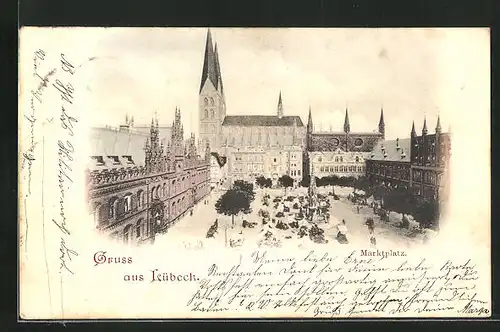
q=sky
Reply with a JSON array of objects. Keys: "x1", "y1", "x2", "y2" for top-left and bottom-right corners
[{"x1": 76, "y1": 28, "x2": 489, "y2": 140}]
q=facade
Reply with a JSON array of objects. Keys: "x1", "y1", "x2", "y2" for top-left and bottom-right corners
[
  {"x1": 365, "y1": 138, "x2": 412, "y2": 189},
  {"x1": 86, "y1": 109, "x2": 211, "y2": 245},
  {"x1": 365, "y1": 117, "x2": 451, "y2": 201},
  {"x1": 227, "y1": 145, "x2": 303, "y2": 185},
  {"x1": 410, "y1": 118, "x2": 451, "y2": 201},
  {"x1": 304, "y1": 107, "x2": 385, "y2": 179}
]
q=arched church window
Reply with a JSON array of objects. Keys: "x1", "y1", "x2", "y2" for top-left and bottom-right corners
[
  {"x1": 211, "y1": 110, "x2": 215, "y2": 119},
  {"x1": 210, "y1": 98, "x2": 214, "y2": 105},
  {"x1": 204, "y1": 109, "x2": 209, "y2": 119},
  {"x1": 355, "y1": 156, "x2": 360, "y2": 163},
  {"x1": 204, "y1": 98, "x2": 208, "y2": 105}
]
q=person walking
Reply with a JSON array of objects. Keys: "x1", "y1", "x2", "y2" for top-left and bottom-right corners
[{"x1": 365, "y1": 218, "x2": 375, "y2": 235}]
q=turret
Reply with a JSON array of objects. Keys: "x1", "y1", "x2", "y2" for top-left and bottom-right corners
[
  {"x1": 435, "y1": 115, "x2": 442, "y2": 134},
  {"x1": 422, "y1": 117, "x2": 428, "y2": 136},
  {"x1": 343, "y1": 108, "x2": 350, "y2": 134},
  {"x1": 307, "y1": 106, "x2": 313, "y2": 133},
  {"x1": 277, "y1": 91, "x2": 283, "y2": 119},
  {"x1": 378, "y1": 107, "x2": 385, "y2": 138},
  {"x1": 411, "y1": 121, "x2": 417, "y2": 138}
]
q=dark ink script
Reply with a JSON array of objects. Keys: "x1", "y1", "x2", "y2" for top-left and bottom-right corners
[
  {"x1": 186, "y1": 250, "x2": 489, "y2": 317},
  {"x1": 51, "y1": 53, "x2": 79, "y2": 276}
]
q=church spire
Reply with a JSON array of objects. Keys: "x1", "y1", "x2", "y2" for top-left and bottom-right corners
[
  {"x1": 199, "y1": 28, "x2": 218, "y2": 92},
  {"x1": 307, "y1": 106, "x2": 313, "y2": 133},
  {"x1": 277, "y1": 91, "x2": 283, "y2": 119},
  {"x1": 378, "y1": 107, "x2": 385, "y2": 138},
  {"x1": 422, "y1": 117, "x2": 428, "y2": 135},
  {"x1": 343, "y1": 108, "x2": 350, "y2": 133},
  {"x1": 435, "y1": 115, "x2": 442, "y2": 133},
  {"x1": 411, "y1": 121, "x2": 417, "y2": 137},
  {"x1": 214, "y1": 42, "x2": 224, "y2": 96}
]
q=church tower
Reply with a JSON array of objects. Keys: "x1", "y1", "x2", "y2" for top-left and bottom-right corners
[{"x1": 199, "y1": 29, "x2": 226, "y2": 152}]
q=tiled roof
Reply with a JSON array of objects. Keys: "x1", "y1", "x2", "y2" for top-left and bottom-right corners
[
  {"x1": 367, "y1": 138, "x2": 411, "y2": 162},
  {"x1": 222, "y1": 115, "x2": 304, "y2": 127},
  {"x1": 88, "y1": 126, "x2": 171, "y2": 170}
]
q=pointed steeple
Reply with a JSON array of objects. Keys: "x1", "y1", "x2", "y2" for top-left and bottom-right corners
[
  {"x1": 214, "y1": 42, "x2": 224, "y2": 95},
  {"x1": 422, "y1": 117, "x2": 428, "y2": 135},
  {"x1": 277, "y1": 91, "x2": 283, "y2": 119},
  {"x1": 378, "y1": 107, "x2": 385, "y2": 137},
  {"x1": 411, "y1": 121, "x2": 417, "y2": 137},
  {"x1": 307, "y1": 106, "x2": 313, "y2": 133},
  {"x1": 343, "y1": 108, "x2": 350, "y2": 133},
  {"x1": 435, "y1": 115, "x2": 442, "y2": 133},
  {"x1": 199, "y1": 28, "x2": 218, "y2": 92}
]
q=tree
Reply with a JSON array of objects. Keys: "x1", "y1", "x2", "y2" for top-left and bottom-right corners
[
  {"x1": 412, "y1": 197, "x2": 440, "y2": 230},
  {"x1": 383, "y1": 187, "x2": 415, "y2": 226},
  {"x1": 255, "y1": 176, "x2": 272, "y2": 188},
  {"x1": 256, "y1": 176, "x2": 270, "y2": 188},
  {"x1": 215, "y1": 188, "x2": 252, "y2": 227},
  {"x1": 354, "y1": 176, "x2": 371, "y2": 194},
  {"x1": 233, "y1": 180, "x2": 255, "y2": 202},
  {"x1": 278, "y1": 175, "x2": 294, "y2": 195},
  {"x1": 372, "y1": 183, "x2": 389, "y2": 202}
]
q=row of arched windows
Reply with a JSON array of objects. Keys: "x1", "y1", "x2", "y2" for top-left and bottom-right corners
[
  {"x1": 204, "y1": 97, "x2": 215, "y2": 106},
  {"x1": 203, "y1": 109, "x2": 216, "y2": 119},
  {"x1": 223, "y1": 135, "x2": 297, "y2": 147},
  {"x1": 110, "y1": 218, "x2": 148, "y2": 245},
  {"x1": 171, "y1": 195, "x2": 190, "y2": 219},
  {"x1": 201, "y1": 123, "x2": 217, "y2": 134},
  {"x1": 92, "y1": 167, "x2": 210, "y2": 230},
  {"x1": 317, "y1": 165, "x2": 364, "y2": 173}
]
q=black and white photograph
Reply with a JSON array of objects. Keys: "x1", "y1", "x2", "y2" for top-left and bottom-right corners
[
  {"x1": 18, "y1": 27, "x2": 490, "y2": 319},
  {"x1": 86, "y1": 28, "x2": 452, "y2": 250}
]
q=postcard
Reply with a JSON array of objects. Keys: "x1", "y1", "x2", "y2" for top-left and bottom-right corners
[{"x1": 18, "y1": 27, "x2": 491, "y2": 319}]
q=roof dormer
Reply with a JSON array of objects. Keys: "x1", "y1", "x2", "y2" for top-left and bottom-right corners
[
  {"x1": 91, "y1": 156, "x2": 105, "y2": 166},
  {"x1": 108, "y1": 156, "x2": 121, "y2": 165}
]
